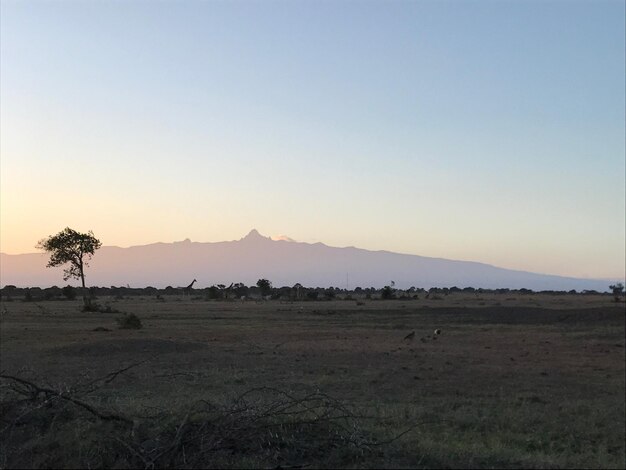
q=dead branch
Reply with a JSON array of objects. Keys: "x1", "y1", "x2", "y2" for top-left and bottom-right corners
[
  {"x1": 73, "y1": 355, "x2": 156, "y2": 395},
  {"x1": 0, "y1": 374, "x2": 133, "y2": 425},
  {"x1": 1, "y1": 373, "x2": 428, "y2": 469}
]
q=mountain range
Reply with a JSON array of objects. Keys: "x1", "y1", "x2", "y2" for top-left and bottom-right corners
[{"x1": 0, "y1": 229, "x2": 614, "y2": 291}]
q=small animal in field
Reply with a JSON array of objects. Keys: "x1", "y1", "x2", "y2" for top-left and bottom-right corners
[{"x1": 404, "y1": 331, "x2": 415, "y2": 341}]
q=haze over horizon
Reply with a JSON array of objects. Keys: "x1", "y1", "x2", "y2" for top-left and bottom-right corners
[
  {"x1": 1, "y1": 227, "x2": 619, "y2": 290},
  {"x1": 0, "y1": 227, "x2": 620, "y2": 285},
  {"x1": 1, "y1": 1, "x2": 624, "y2": 280}
]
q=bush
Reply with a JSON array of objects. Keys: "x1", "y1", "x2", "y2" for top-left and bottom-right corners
[
  {"x1": 205, "y1": 286, "x2": 221, "y2": 300},
  {"x1": 44, "y1": 287, "x2": 60, "y2": 300},
  {"x1": 306, "y1": 291, "x2": 319, "y2": 300},
  {"x1": 116, "y1": 313, "x2": 142, "y2": 330},
  {"x1": 62, "y1": 285, "x2": 77, "y2": 300},
  {"x1": 381, "y1": 286, "x2": 394, "y2": 300},
  {"x1": 100, "y1": 304, "x2": 120, "y2": 313},
  {"x1": 609, "y1": 283, "x2": 624, "y2": 302},
  {"x1": 81, "y1": 302, "x2": 120, "y2": 313},
  {"x1": 81, "y1": 302, "x2": 101, "y2": 312}
]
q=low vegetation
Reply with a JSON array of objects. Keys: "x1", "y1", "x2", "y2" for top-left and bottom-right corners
[
  {"x1": 0, "y1": 370, "x2": 392, "y2": 468},
  {"x1": 115, "y1": 313, "x2": 142, "y2": 330},
  {"x1": 0, "y1": 283, "x2": 620, "y2": 304},
  {"x1": 1, "y1": 293, "x2": 624, "y2": 468}
]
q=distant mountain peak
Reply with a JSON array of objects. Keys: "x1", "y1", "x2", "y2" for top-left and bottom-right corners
[
  {"x1": 0, "y1": 229, "x2": 615, "y2": 290},
  {"x1": 242, "y1": 229, "x2": 268, "y2": 241}
]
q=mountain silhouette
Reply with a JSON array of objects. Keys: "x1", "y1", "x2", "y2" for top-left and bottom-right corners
[{"x1": 0, "y1": 229, "x2": 613, "y2": 290}]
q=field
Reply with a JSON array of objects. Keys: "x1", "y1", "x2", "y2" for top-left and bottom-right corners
[{"x1": 1, "y1": 293, "x2": 624, "y2": 469}]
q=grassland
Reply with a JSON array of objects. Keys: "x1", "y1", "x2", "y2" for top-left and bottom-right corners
[{"x1": 1, "y1": 293, "x2": 624, "y2": 468}]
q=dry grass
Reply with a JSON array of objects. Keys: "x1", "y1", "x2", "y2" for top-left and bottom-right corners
[{"x1": 0, "y1": 294, "x2": 624, "y2": 468}]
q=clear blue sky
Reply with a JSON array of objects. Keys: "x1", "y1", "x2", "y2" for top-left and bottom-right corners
[{"x1": 1, "y1": 0, "x2": 624, "y2": 279}]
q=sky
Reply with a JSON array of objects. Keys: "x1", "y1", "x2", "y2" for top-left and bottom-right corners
[{"x1": 1, "y1": 0, "x2": 624, "y2": 280}]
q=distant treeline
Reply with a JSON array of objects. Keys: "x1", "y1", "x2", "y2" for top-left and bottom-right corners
[{"x1": 0, "y1": 283, "x2": 611, "y2": 303}]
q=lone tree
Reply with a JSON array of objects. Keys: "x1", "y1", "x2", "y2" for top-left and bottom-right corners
[
  {"x1": 381, "y1": 280, "x2": 396, "y2": 300},
  {"x1": 36, "y1": 228, "x2": 102, "y2": 306},
  {"x1": 609, "y1": 283, "x2": 624, "y2": 302},
  {"x1": 256, "y1": 278, "x2": 272, "y2": 298}
]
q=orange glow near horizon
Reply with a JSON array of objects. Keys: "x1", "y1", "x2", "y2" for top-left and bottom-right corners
[
  {"x1": 1, "y1": 216, "x2": 624, "y2": 280},
  {"x1": 1, "y1": 1, "x2": 624, "y2": 282}
]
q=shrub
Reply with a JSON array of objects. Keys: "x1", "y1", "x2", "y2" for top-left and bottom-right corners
[
  {"x1": 44, "y1": 287, "x2": 61, "y2": 300},
  {"x1": 381, "y1": 286, "x2": 394, "y2": 300},
  {"x1": 62, "y1": 285, "x2": 77, "y2": 300},
  {"x1": 609, "y1": 283, "x2": 624, "y2": 302},
  {"x1": 306, "y1": 291, "x2": 319, "y2": 300},
  {"x1": 100, "y1": 304, "x2": 120, "y2": 314},
  {"x1": 81, "y1": 302, "x2": 101, "y2": 312},
  {"x1": 81, "y1": 302, "x2": 120, "y2": 313},
  {"x1": 205, "y1": 286, "x2": 221, "y2": 300},
  {"x1": 116, "y1": 313, "x2": 142, "y2": 330}
]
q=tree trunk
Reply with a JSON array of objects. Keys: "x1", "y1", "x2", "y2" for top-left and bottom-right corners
[{"x1": 80, "y1": 261, "x2": 89, "y2": 308}]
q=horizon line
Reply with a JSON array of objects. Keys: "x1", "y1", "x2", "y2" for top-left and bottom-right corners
[{"x1": 1, "y1": 229, "x2": 623, "y2": 283}]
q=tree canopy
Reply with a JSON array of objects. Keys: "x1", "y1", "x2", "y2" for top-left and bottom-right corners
[
  {"x1": 36, "y1": 227, "x2": 102, "y2": 289},
  {"x1": 256, "y1": 279, "x2": 272, "y2": 297},
  {"x1": 609, "y1": 283, "x2": 624, "y2": 301}
]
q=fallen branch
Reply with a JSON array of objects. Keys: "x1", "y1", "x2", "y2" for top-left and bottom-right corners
[
  {"x1": 1, "y1": 373, "x2": 428, "y2": 469},
  {"x1": 0, "y1": 374, "x2": 133, "y2": 425},
  {"x1": 73, "y1": 355, "x2": 157, "y2": 395}
]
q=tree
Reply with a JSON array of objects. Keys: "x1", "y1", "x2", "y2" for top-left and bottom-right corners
[
  {"x1": 233, "y1": 283, "x2": 248, "y2": 298},
  {"x1": 205, "y1": 285, "x2": 221, "y2": 300},
  {"x1": 256, "y1": 279, "x2": 272, "y2": 297},
  {"x1": 306, "y1": 291, "x2": 319, "y2": 300},
  {"x1": 381, "y1": 285, "x2": 395, "y2": 300},
  {"x1": 609, "y1": 283, "x2": 624, "y2": 302},
  {"x1": 324, "y1": 287, "x2": 336, "y2": 300},
  {"x1": 62, "y1": 285, "x2": 77, "y2": 300},
  {"x1": 36, "y1": 228, "x2": 102, "y2": 306},
  {"x1": 292, "y1": 283, "x2": 303, "y2": 300}
]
